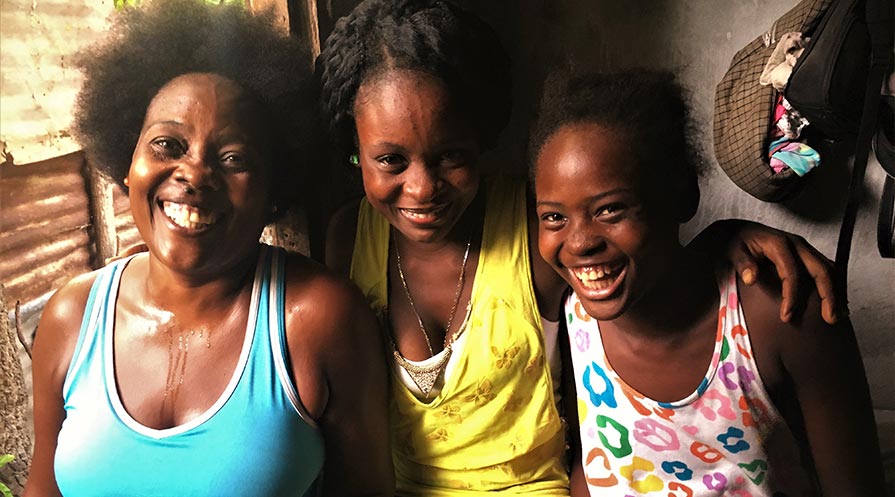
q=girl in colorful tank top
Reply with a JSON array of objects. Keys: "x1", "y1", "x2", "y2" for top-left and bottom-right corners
[{"x1": 530, "y1": 69, "x2": 885, "y2": 496}]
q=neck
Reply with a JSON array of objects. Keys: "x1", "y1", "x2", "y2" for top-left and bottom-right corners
[
  {"x1": 144, "y1": 248, "x2": 259, "y2": 313},
  {"x1": 605, "y1": 246, "x2": 718, "y2": 341}
]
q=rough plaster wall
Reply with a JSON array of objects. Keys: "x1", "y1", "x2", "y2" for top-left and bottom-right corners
[{"x1": 491, "y1": 0, "x2": 893, "y2": 410}]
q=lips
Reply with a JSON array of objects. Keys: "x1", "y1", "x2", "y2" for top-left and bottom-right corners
[
  {"x1": 568, "y1": 262, "x2": 626, "y2": 299},
  {"x1": 398, "y1": 205, "x2": 448, "y2": 224},
  {"x1": 161, "y1": 201, "x2": 219, "y2": 231}
]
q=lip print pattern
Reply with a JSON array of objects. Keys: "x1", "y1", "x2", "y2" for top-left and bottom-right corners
[
  {"x1": 689, "y1": 442, "x2": 724, "y2": 464},
  {"x1": 703, "y1": 472, "x2": 728, "y2": 491},
  {"x1": 692, "y1": 389, "x2": 737, "y2": 422},
  {"x1": 618, "y1": 382, "x2": 654, "y2": 416},
  {"x1": 575, "y1": 329, "x2": 591, "y2": 352},
  {"x1": 583, "y1": 362, "x2": 617, "y2": 408},
  {"x1": 720, "y1": 362, "x2": 739, "y2": 390},
  {"x1": 574, "y1": 300, "x2": 593, "y2": 322},
  {"x1": 596, "y1": 414, "x2": 632, "y2": 458},
  {"x1": 619, "y1": 457, "x2": 664, "y2": 493},
  {"x1": 660, "y1": 460, "x2": 694, "y2": 481},
  {"x1": 730, "y1": 325, "x2": 752, "y2": 360},
  {"x1": 667, "y1": 481, "x2": 694, "y2": 497},
  {"x1": 633, "y1": 418, "x2": 680, "y2": 452},
  {"x1": 738, "y1": 393, "x2": 770, "y2": 428},
  {"x1": 737, "y1": 459, "x2": 768, "y2": 485},
  {"x1": 717, "y1": 427, "x2": 751, "y2": 453},
  {"x1": 584, "y1": 447, "x2": 619, "y2": 487}
]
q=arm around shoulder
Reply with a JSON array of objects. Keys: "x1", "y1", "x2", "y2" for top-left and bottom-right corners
[
  {"x1": 24, "y1": 272, "x2": 98, "y2": 497},
  {"x1": 283, "y1": 261, "x2": 394, "y2": 496},
  {"x1": 741, "y1": 277, "x2": 885, "y2": 495}
]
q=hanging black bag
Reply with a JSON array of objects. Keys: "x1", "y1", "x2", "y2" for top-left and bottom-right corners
[
  {"x1": 784, "y1": 0, "x2": 874, "y2": 141},
  {"x1": 714, "y1": 0, "x2": 893, "y2": 299}
]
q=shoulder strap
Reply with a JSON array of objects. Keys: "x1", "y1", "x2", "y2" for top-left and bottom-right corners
[{"x1": 833, "y1": 0, "x2": 894, "y2": 298}]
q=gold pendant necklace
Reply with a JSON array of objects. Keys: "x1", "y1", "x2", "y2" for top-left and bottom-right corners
[{"x1": 393, "y1": 231, "x2": 472, "y2": 398}]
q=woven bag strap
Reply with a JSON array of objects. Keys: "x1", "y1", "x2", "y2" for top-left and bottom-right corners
[{"x1": 833, "y1": 0, "x2": 894, "y2": 299}]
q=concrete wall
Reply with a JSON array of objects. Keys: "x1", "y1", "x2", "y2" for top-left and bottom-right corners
[{"x1": 469, "y1": 0, "x2": 894, "y2": 413}]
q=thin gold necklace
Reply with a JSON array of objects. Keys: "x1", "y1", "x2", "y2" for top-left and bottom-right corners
[{"x1": 392, "y1": 231, "x2": 472, "y2": 398}]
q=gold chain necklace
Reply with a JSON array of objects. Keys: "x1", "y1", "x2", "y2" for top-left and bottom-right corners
[{"x1": 392, "y1": 232, "x2": 472, "y2": 398}]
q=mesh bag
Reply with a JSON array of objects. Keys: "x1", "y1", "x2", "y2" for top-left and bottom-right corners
[{"x1": 713, "y1": 0, "x2": 832, "y2": 202}]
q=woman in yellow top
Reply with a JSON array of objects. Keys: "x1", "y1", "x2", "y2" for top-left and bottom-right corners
[{"x1": 318, "y1": 0, "x2": 839, "y2": 494}]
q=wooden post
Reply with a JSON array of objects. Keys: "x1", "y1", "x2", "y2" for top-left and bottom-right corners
[{"x1": 85, "y1": 160, "x2": 118, "y2": 266}]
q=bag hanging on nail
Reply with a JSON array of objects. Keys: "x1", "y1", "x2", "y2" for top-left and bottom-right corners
[{"x1": 713, "y1": 0, "x2": 888, "y2": 202}]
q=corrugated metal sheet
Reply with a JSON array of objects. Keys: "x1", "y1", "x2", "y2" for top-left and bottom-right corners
[
  {"x1": 0, "y1": 0, "x2": 114, "y2": 165},
  {"x1": 0, "y1": 152, "x2": 94, "y2": 306}
]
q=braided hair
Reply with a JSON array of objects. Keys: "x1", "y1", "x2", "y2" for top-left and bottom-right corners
[
  {"x1": 316, "y1": 0, "x2": 512, "y2": 156},
  {"x1": 73, "y1": 0, "x2": 316, "y2": 211}
]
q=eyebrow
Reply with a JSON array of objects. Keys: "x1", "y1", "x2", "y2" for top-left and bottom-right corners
[
  {"x1": 143, "y1": 120, "x2": 185, "y2": 130},
  {"x1": 536, "y1": 188, "x2": 632, "y2": 208}
]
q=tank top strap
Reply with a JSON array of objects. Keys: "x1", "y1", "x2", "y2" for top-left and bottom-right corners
[
  {"x1": 264, "y1": 245, "x2": 319, "y2": 427},
  {"x1": 62, "y1": 255, "x2": 136, "y2": 401},
  {"x1": 716, "y1": 265, "x2": 761, "y2": 374},
  {"x1": 350, "y1": 198, "x2": 391, "y2": 325},
  {"x1": 476, "y1": 176, "x2": 540, "y2": 321}
]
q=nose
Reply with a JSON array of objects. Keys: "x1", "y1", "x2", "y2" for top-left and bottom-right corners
[
  {"x1": 566, "y1": 220, "x2": 606, "y2": 256},
  {"x1": 173, "y1": 154, "x2": 219, "y2": 193},
  {"x1": 403, "y1": 162, "x2": 442, "y2": 202}
]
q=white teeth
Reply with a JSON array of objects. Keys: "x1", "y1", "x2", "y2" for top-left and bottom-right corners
[
  {"x1": 572, "y1": 265, "x2": 620, "y2": 286},
  {"x1": 401, "y1": 206, "x2": 445, "y2": 220},
  {"x1": 162, "y1": 201, "x2": 217, "y2": 230}
]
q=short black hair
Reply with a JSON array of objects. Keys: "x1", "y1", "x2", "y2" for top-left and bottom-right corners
[
  {"x1": 72, "y1": 0, "x2": 316, "y2": 212},
  {"x1": 316, "y1": 0, "x2": 512, "y2": 156},
  {"x1": 529, "y1": 69, "x2": 704, "y2": 219}
]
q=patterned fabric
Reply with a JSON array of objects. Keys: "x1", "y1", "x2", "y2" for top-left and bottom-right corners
[
  {"x1": 567, "y1": 269, "x2": 814, "y2": 496},
  {"x1": 350, "y1": 176, "x2": 568, "y2": 495},
  {"x1": 55, "y1": 246, "x2": 324, "y2": 497}
]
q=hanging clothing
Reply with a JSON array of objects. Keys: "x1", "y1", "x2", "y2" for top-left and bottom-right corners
[
  {"x1": 566, "y1": 268, "x2": 815, "y2": 496},
  {"x1": 54, "y1": 246, "x2": 324, "y2": 497},
  {"x1": 350, "y1": 176, "x2": 568, "y2": 495}
]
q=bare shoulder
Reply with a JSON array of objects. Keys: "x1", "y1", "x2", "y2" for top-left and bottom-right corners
[
  {"x1": 324, "y1": 199, "x2": 361, "y2": 276},
  {"x1": 282, "y1": 252, "x2": 378, "y2": 346},
  {"x1": 738, "y1": 268, "x2": 840, "y2": 386},
  {"x1": 33, "y1": 270, "x2": 103, "y2": 381}
]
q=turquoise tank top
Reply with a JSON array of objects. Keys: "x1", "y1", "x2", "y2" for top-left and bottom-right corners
[{"x1": 54, "y1": 246, "x2": 325, "y2": 496}]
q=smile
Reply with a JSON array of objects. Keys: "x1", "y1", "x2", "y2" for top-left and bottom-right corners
[
  {"x1": 569, "y1": 262, "x2": 626, "y2": 297},
  {"x1": 399, "y1": 205, "x2": 447, "y2": 223},
  {"x1": 161, "y1": 201, "x2": 219, "y2": 231}
]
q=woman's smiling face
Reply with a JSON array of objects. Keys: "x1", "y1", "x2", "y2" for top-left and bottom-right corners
[
  {"x1": 353, "y1": 70, "x2": 481, "y2": 244},
  {"x1": 127, "y1": 72, "x2": 273, "y2": 277}
]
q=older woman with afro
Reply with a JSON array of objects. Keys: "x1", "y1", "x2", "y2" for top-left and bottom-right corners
[{"x1": 25, "y1": 1, "x2": 393, "y2": 495}]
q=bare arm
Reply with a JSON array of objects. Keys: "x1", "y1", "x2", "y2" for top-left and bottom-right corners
[
  {"x1": 24, "y1": 274, "x2": 96, "y2": 497},
  {"x1": 690, "y1": 219, "x2": 838, "y2": 325},
  {"x1": 742, "y1": 276, "x2": 885, "y2": 495},
  {"x1": 284, "y1": 260, "x2": 394, "y2": 496}
]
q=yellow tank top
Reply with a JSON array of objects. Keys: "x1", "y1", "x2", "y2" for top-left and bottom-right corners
[{"x1": 350, "y1": 177, "x2": 568, "y2": 495}]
